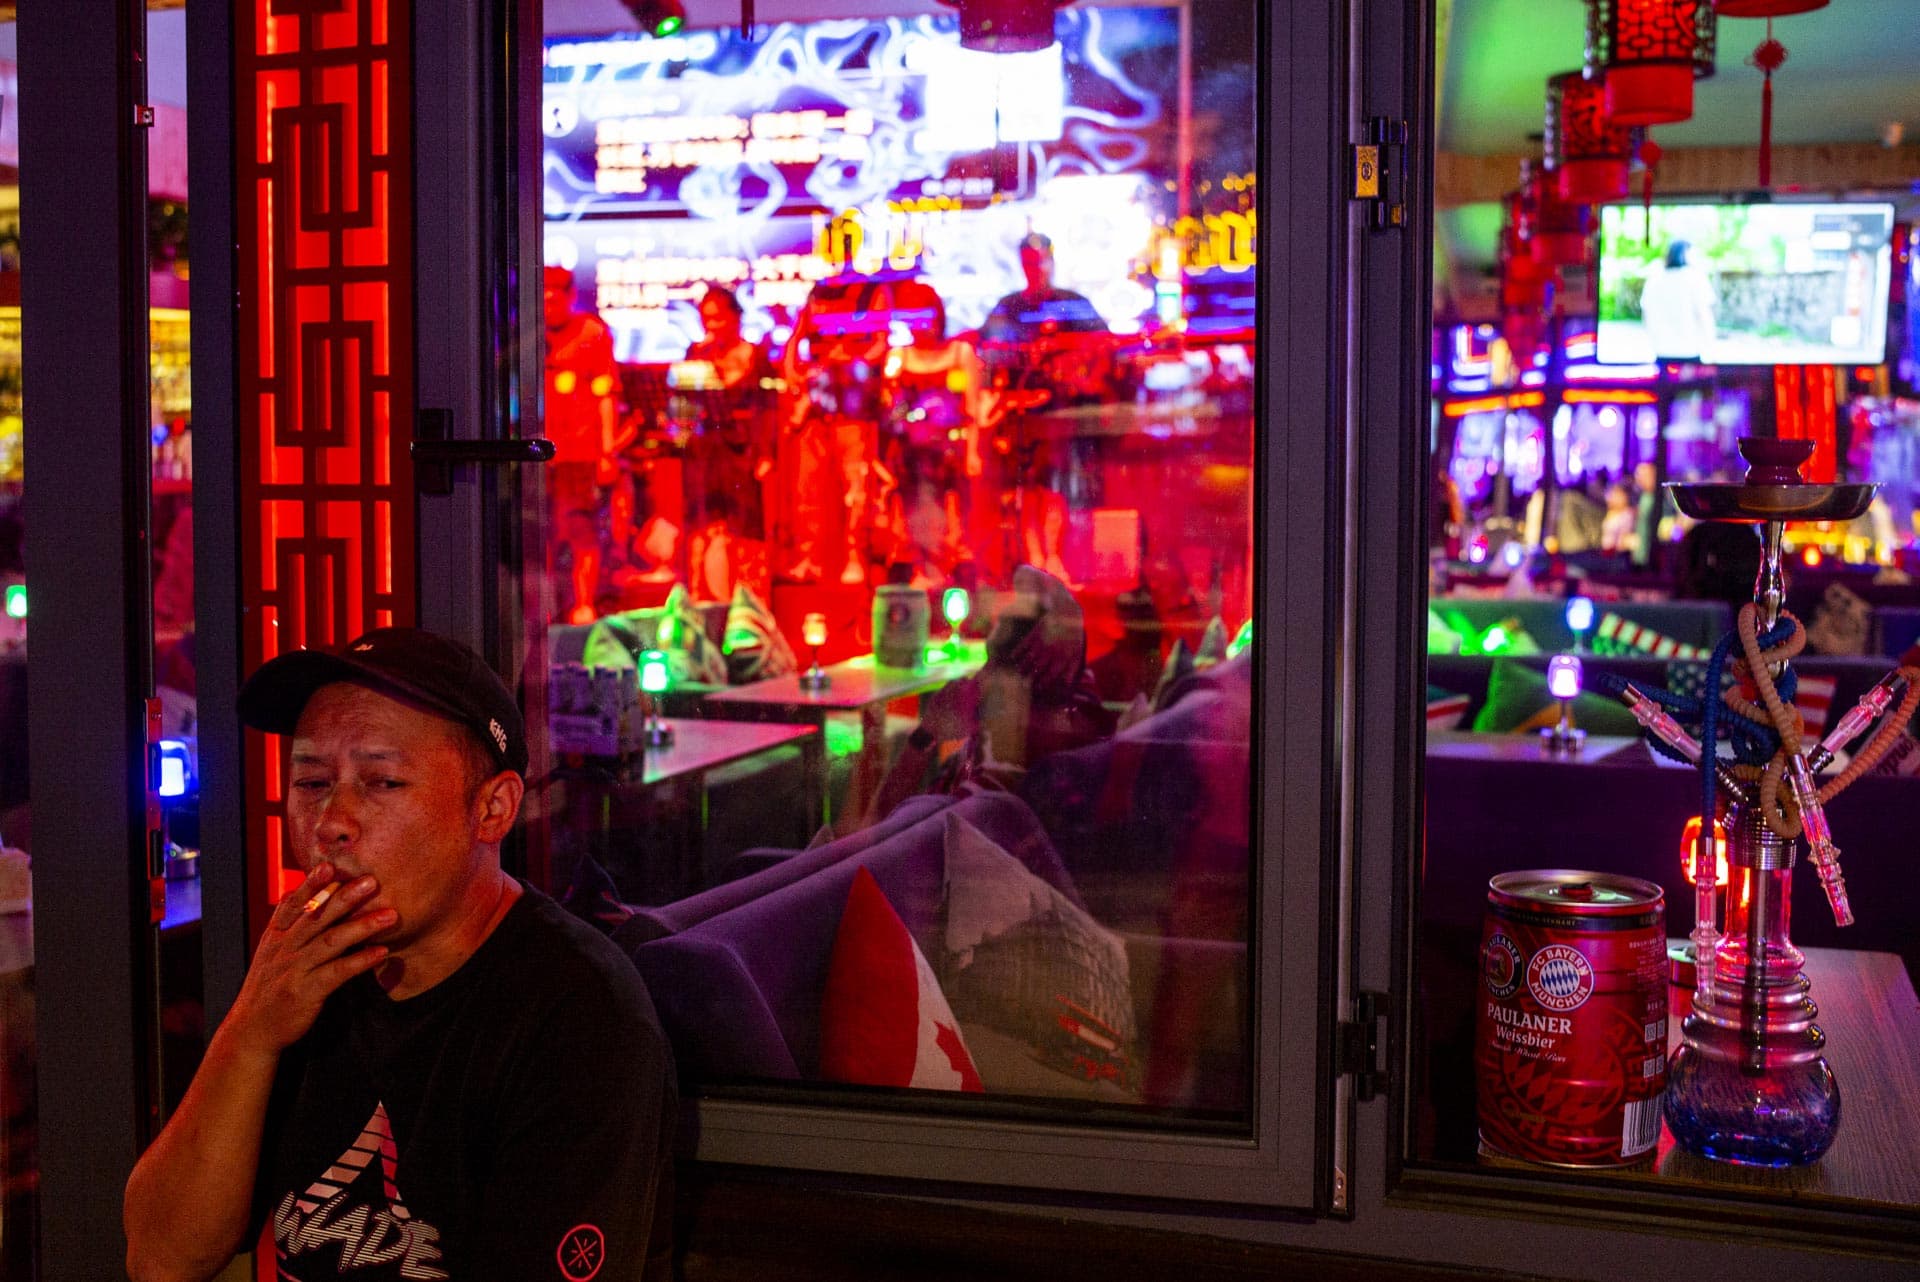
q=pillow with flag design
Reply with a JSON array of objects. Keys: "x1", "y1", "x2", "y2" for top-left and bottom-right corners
[
  {"x1": 721, "y1": 583, "x2": 798, "y2": 683},
  {"x1": 819, "y1": 866, "x2": 983, "y2": 1093},
  {"x1": 1592, "y1": 612, "x2": 1709, "y2": 660}
]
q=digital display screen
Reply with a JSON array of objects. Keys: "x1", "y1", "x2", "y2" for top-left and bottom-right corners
[
  {"x1": 1597, "y1": 202, "x2": 1896, "y2": 366},
  {"x1": 542, "y1": 8, "x2": 1201, "y2": 361}
]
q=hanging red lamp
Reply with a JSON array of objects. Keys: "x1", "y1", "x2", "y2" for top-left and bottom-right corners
[
  {"x1": 1545, "y1": 70, "x2": 1634, "y2": 205},
  {"x1": 1586, "y1": 0, "x2": 1717, "y2": 128},
  {"x1": 1498, "y1": 190, "x2": 1556, "y2": 365},
  {"x1": 1523, "y1": 158, "x2": 1592, "y2": 269},
  {"x1": 1715, "y1": 0, "x2": 1827, "y2": 16}
]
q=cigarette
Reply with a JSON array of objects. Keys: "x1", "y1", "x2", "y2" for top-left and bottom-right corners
[{"x1": 301, "y1": 884, "x2": 337, "y2": 914}]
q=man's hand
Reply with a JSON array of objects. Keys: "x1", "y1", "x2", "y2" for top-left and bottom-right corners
[
  {"x1": 918, "y1": 675, "x2": 983, "y2": 742},
  {"x1": 222, "y1": 863, "x2": 393, "y2": 1059}
]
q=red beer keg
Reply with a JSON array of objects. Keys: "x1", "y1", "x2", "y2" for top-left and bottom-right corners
[{"x1": 1476, "y1": 870, "x2": 1668, "y2": 1167}]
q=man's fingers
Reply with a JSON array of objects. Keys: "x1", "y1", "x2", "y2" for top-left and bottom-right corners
[
  {"x1": 299, "y1": 875, "x2": 378, "y2": 933},
  {"x1": 313, "y1": 908, "x2": 396, "y2": 959},
  {"x1": 313, "y1": 944, "x2": 390, "y2": 994},
  {"x1": 269, "y1": 863, "x2": 335, "y2": 931}
]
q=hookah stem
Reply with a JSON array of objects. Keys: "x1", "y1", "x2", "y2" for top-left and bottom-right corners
[{"x1": 1741, "y1": 834, "x2": 1769, "y2": 1075}]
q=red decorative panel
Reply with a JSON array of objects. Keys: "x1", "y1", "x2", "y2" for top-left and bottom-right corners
[
  {"x1": 236, "y1": 0, "x2": 413, "y2": 936},
  {"x1": 1773, "y1": 365, "x2": 1837, "y2": 483},
  {"x1": 1545, "y1": 70, "x2": 1633, "y2": 200}
]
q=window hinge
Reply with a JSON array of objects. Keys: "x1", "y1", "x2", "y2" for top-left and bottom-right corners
[
  {"x1": 1336, "y1": 989, "x2": 1389, "y2": 1101},
  {"x1": 1349, "y1": 118, "x2": 1407, "y2": 229},
  {"x1": 135, "y1": 104, "x2": 155, "y2": 128}
]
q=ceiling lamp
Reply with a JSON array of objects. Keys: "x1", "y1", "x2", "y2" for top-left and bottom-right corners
[
  {"x1": 1586, "y1": 0, "x2": 1717, "y2": 127},
  {"x1": 1522, "y1": 158, "x2": 1591, "y2": 269},
  {"x1": 1716, "y1": 0, "x2": 1827, "y2": 15},
  {"x1": 937, "y1": 0, "x2": 1075, "y2": 53},
  {"x1": 1545, "y1": 71, "x2": 1634, "y2": 205}
]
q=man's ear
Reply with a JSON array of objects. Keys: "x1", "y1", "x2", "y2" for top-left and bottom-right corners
[{"x1": 473, "y1": 770, "x2": 525, "y2": 844}]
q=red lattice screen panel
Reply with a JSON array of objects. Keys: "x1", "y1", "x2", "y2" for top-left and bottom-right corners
[{"x1": 237, "y1": 0, "x2": 413, "y2": 938}]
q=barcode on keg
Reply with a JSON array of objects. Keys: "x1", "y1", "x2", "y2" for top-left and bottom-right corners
[{"x1": 1621, "y1": 1098, "x2": 1663, "y2": 1157}]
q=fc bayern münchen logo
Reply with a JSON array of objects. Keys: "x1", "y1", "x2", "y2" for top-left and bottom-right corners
[
  {"x1": 1526, "y1": 944, "x2": 1595, "y2": 1012},
  {"x1": 1483, "y1": 933, "x2": 1522, "y2": 998}
]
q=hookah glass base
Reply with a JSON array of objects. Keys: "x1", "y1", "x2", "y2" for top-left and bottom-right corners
[{"x1": 1663, "y1": 808, "x2": 1840, "y2": 1167}]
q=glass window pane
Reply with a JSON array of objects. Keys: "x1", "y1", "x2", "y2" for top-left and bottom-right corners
[
  {"x1": 0, "y1": 21, "x2": 31, "y2": 1278},
  {"x1": 519, "y1": 1, "x2": 1257, "y2": 1126},
  {"x1": 1416, "y1": 0, "x2": 1920, "y2": 1216}
]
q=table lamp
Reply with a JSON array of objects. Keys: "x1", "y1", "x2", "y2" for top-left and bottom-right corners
[
  {"x1": 1540, "y1": 653, "x2": 1585, "y2": 753},
  {"x1": 941, "y1": 587, "x2": 969, "y2": 656},
  {"x1": 638, "y1": 648, "x2": 674, "y2": 747},
  {"x1": 799, "y1": 612, "x2": 830, "y2": 691},
  {"x1": 1564, "y1": 595, "x2": 1594, "y2": 651}
]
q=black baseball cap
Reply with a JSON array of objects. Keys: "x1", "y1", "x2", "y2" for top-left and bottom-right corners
[{"x1": 239, "y1": 627, "x2": 527, "y2": 776}]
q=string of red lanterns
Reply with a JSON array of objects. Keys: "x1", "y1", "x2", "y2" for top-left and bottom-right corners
[{"x1": 1585, "y1": 0, "x2": 1717, "y2": 128}]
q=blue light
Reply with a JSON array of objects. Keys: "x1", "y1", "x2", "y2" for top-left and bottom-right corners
[
  {"x1": 1565, "y1": 595, "x2": 1596, "y2": 634},
  {"x1": 157, "y1": 739, "x2": 192, "y2": 799}
]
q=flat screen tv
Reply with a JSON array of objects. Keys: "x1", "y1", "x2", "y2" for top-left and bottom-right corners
[{"x1": 1596, "y1": 201, "x2": 1895, "y2": 366}]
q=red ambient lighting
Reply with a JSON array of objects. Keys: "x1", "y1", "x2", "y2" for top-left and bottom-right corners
[
  {"x1": 1586, "y1": 0, "x2": 1717, "y2": 127},
  {"x1": 1444, "y1": 392, "x2": 1546, "y2": 418},
  {"x1": 238, "y1": 0, "x2": 416, "y2": 937},
  {"x1": 1563, "y1": 389, "x2": 1658, "y2": 405}
]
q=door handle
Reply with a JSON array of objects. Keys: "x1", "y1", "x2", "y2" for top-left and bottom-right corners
[{"x1": 413, "y1": 408, "x2": 555, "y2": 495}]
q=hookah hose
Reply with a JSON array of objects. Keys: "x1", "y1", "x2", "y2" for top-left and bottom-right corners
[{"x1": 1727, "y1": 604, "x2": 1920, "y2": 839}]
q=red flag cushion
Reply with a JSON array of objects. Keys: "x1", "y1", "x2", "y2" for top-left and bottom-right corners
[{"x1": 819, "y1": 867, "x2": 983, "y2": 1092}]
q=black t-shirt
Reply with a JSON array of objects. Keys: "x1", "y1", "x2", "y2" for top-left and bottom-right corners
[{"x1": 254, "y1": 885, "x2": 676, "y2": 1282}]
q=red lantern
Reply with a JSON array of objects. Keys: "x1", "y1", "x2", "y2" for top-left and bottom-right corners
[
  {"x1": 1716, "y1": 0, "x2": 1827, "y2": 15},
  {"x1": 1587, "y1": 0, "x2": 1717, "y2": 127},
  {"x1": 1517, "y1": 160, "x2": 1590, "y2": 270},
  {"x1": 1546, "y1": 71, "x2": 1633, "y2": 205}
]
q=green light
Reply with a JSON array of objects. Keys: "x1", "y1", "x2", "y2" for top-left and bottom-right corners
[
  {"x1": 654, "y1": 14, "x2": 683, "y2": 35},
  {"x1": 638, "y1": 649, "x2": 671, "y2": 695},
  {"x1": 1480, "y1": 625, "x2": 1511, "y2": 655},
  {"x1": 3, "y1": 584, "x2": 22, "y2": 620},
  {"x1": 941, "y1": 587, "x2": 969, "y2": 626},
  {"x1": 1227, "y1": 619, "x2": 1251, "y2": 658}
]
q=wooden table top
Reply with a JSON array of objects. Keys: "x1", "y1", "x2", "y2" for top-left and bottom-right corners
[
  {"x1": 630, "y1": 718, "x2": 817, "y2": 786},
  {"x1": 703, "y1": 654, "x2": 979, "y2": 714},
  {"x1": 1648, "y1": 945, "x2": 1920, "y2": 1208}
]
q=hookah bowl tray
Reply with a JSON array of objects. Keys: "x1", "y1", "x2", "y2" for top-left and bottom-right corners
[{"x1": 1666, "y1": 482, "x2": 1876, "y2": 524}]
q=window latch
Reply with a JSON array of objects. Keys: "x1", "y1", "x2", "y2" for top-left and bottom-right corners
[
  {"x1": 1350, "y1": 118, "x2": 1407, "y2": 230},
  {"x1": 1336, "y1": 988, "x2": 1389, "y2": 1101}
]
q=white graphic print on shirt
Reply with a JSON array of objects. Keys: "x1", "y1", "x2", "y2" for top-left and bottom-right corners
[{"x1": 270, "y1": 1102, "x2": 449, "y2": 1280}]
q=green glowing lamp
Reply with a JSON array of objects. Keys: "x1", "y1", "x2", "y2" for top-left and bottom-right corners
[
  {"x1": 941, "y1": 587, "x2": 969, "y2": 653},
  {"x1": 654, "y1": 13, "x2": 683, "y2": 35},
  {"x1": 637, "y1": 649, "x2": 673, "y2": 747},
  {"x1": 1227, "y1": 619, "x2": 1251, "y2": 659},
  {"x1": 3, "y1": 584, "x2": 23, "y2": 620},
  {"x1": 1480, "y1": 624, "x2": 1511, "y2": 656}
]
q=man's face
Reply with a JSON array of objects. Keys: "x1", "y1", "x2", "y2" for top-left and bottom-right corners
[
  {"x1": 286, "y1": 682, "x2": 508, "y2": 954},
  {"x1": 543, "y1": 276, "x2": 574, "y2": 331},
  {"x1": 699, "y1": 296, "x2": 739, "y2": 345}
]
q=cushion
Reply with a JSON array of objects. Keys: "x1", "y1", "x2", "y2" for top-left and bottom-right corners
[
  {"x1": 1151, "y1": 639, "x2": 1196, "y2": 711},
  {"x1": 1470, "y1": 657, "x2": 1641, "y2": 737},
  {"x1": 1426, "y1": 685, "x2": 1469, "y2": 732},
  {"x1": 1195, "y1": 615, "x2": 1229, "y2": 666},
  {"x1": 819, "y1": 866, "x2": 983, "y2": 1092},
  {"x1": 722, "y1": 583, "x2": 797, "y2": 684},
  {"x1": 1591, "y1": 611, "x2": 1708, "y2": 660},
  {"x1": 935, "y1": 814, "x2": 1138, "y2": 1097},
  {"x1": 1427, "y1": 607, "x2": 1463, "y2": 655},
  {"x1": 557, "y1": 855, "x2": 636, "y2": 936},
  {"x1": 582, "y1": 584, "x2": 729, "y2": 687}
]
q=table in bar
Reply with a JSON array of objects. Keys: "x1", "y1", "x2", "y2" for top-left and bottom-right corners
[
  {"x1": 702, "y1": 653, "x2": 982, "y2": 825},
  {"x1": 560, "y1": 718, "x2": 819, "y2": 903}
]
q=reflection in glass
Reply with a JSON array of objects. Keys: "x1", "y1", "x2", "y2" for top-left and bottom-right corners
[{"x1": 522, "y1": 2, "x2": 1257, "y2": 1124}]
